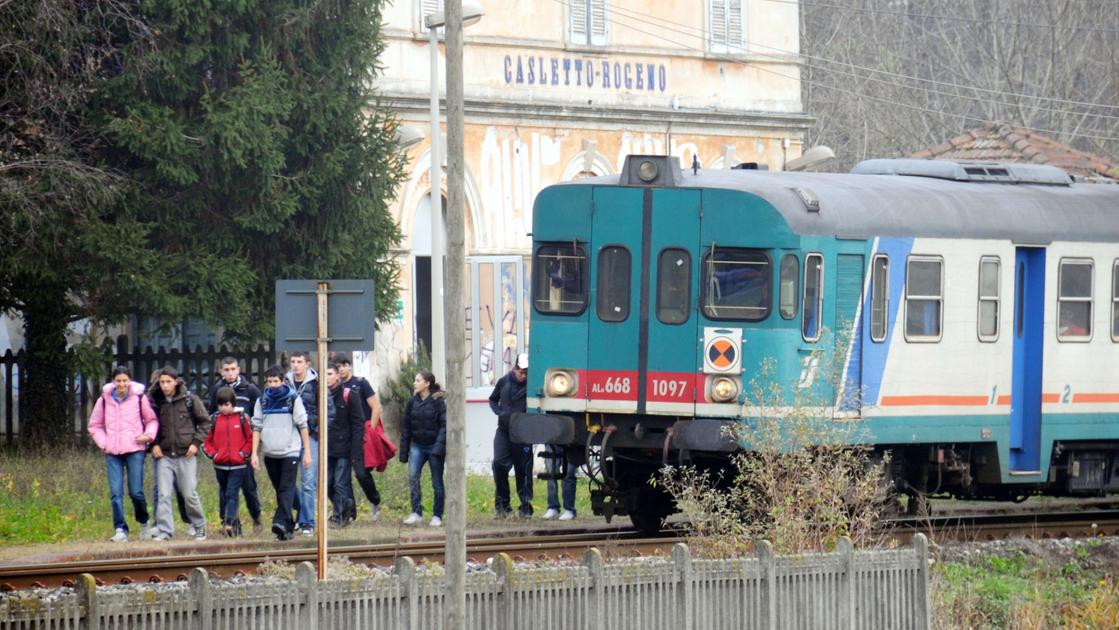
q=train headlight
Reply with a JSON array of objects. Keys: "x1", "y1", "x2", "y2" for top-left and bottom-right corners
[
  {"x1": 637, "y1": 159, "x2": 659, "y2": 182},
  {"x1": 546, "y1": 369, "x2": 577, "y2": 397},
  {"x1": 709, "y1": 376, "x2": 739, "y2": 403}
]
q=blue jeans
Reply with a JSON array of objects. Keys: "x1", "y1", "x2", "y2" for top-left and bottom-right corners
[
  {"x1": 408, "y1": 443, "x2": 444, "y2": 518},
  {"x1": 215, "y1": 467, "x2": 248, "y2": 526},
  {"x1": 298, "y1": 436, "x2": 319, "y2": 529},
  {"x1": 327, "y1": 456, "x2": 355, "y2": 521},
  {"x1": 545, "y1": 445, "x2": 577, "y2": 513},
  {"x1": 106, "y1": 451, "x2": 149, "y2": 531}
]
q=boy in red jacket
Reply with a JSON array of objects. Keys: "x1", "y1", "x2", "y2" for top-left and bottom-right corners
[{"x1": 203, "y1": 387, "x2": 253, "y2": 537}]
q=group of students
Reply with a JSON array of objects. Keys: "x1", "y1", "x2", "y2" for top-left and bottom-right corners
[
  {"x1": 88, "y1": 350, "x2": 576, "y2": 542},
  {"x1": 88, "y1": 353, "x2": 388, "y2": 541}
]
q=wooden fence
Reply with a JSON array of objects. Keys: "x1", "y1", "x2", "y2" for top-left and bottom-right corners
[
  {"x1": 0, "y1": 336, "x2": 276, "y2": 445},
  {"x1": 0, "y1": 537, "x2": 930, "y2": 630}
]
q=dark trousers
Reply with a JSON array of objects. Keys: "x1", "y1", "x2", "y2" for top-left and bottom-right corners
[
  {"x1": 492, "y1": 428, "x2": 533, "y2": 513},
  {"x1": 353, "y1": 465, "x2": 381, "y2": 507},
  {"x1": 241, "y1": 468, "x2": 262, "y2": 520},
  {"x1": 326, "y1": 456, "x2": 355, "y2": 521},
  {"x1": 264, "y1": 456, "x2": 300, "y2": 534},
  {"x1": 214, "y1": 467, "x2": 248, "y2": 526}
]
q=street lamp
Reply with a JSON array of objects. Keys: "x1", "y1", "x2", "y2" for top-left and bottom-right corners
[{"x1": 425, "y1": 1, "x2": 483, "y2": 383}]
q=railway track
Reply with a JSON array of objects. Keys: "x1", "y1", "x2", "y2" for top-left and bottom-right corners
[{"x1": 4, "y1": 508, "x2": 1119, "y2": 592}]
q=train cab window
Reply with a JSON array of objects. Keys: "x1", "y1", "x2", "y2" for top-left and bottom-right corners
[
  {"x1": 905, "y1": 256, "x2": 943, "y2": 342},
  {"x1": 977, "y1": 256, "x2": 1000, "y2": 342},
  {"x1": 596, "y1": 246, "x2": 631, "y2": 322},
  {"x1": 1113, "y1": 260, "x2": 1119, "y2": 342},
  {"x1": 657, "y1": 248, "x2": 691, "y2": 324},
  {"x1": 1057, "y1": 258, "x2": 1093, "y2": 341},
  {"x1": 870, "y1": 255, "x2": 889, "y2": 342},
  {"x1": 701, "y1": 247, "x2": 771, "y2": 321},
  {"x1": 802, "y1": 254, "x2": 823, "y2": 341},
  {"x1": 779, "y1": 254, "x2": 799, "y2": 320},
  {"x1": 533, "y1": 243, "x2": 588, "y2": 315}
]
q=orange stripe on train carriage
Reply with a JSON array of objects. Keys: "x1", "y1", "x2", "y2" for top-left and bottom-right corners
[{"x1": 879, "y1": 395, "x2": 989, "y2": 407}]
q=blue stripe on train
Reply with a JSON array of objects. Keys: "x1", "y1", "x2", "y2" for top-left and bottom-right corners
[{"x1": 859, "y1": 237, "x2": 914, "y2": 408}]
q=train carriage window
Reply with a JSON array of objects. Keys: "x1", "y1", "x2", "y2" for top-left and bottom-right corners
[
  {"x1": 1113, "y1": 260, "x2": 1119, "y2": 342},
  {"x1": 870, "y1": 255, "x2": 889, "y2": 342},
  {"x1": 533, "y1": 243, "x2": 588, "y2": 315},
  {"x1": 701, "y1": 247, "x2": 771, "y2": 321},
  {"x1": 802, "y1": 254, "x2": 824, "y2": 341},
  {"x1": 978, "y1": 257, "x2": 1000, "y2": 342},
  {"x1": 1057, "y1": 258, "x2": 1093, "y2": 341},
  {"x1": 779, "y1": 254, "x2": 799, "y2": 320},
  {"x1": 596, "y1": 245, "x2": 631, "y2": 322},
  {"x1": 905, "y1": 256, "x2": 943, "y2": 342},
  {"x1": 657, "y1": 248, "x2": 691, "y2": 324}
]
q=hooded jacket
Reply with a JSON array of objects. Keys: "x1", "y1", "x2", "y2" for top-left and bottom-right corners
[
  {"x1": 488, "y1": 371, "x2": 527, "y2": 432},
  {"x1": 207, "y1": 374, "x2": 261, "y2": 416},
  {"x1": 88, "y1": 382, "x2": 159, "y2": 455},
  {"x1": 400, "y1": 391, "x2": 447, "y2": 456},
  {"x1": 287, "y1": 367, "x2": 330, "y2": 436},
  {"x1": 251, "y1": 384, "x2": 309, "y2": 458},
  {"x1": 203, "y1": 411, "x2": 253, "y2": 468},
  {"x1": 151, "y1": 380, "x2": 211, "y2": 456}
]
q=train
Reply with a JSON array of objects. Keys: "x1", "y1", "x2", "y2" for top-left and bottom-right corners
[{"x1": 511, "y1": 154, "x2": 1119, "y2": 533}]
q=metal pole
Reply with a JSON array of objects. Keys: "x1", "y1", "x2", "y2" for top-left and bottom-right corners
[
  {"x1": 429, "y1": 25, "x2": 446, "y2": 384},
  {"x1": 316, "y1": 281, "x2": 329, "y2": 581},
  {"x1": 443, "y1": 0, "x2": 467, "y2": 626}
]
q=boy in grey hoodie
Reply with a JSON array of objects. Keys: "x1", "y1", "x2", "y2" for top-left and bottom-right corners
[{"x1": 251, "y1": 365, "x2": 311, "y2": 540}]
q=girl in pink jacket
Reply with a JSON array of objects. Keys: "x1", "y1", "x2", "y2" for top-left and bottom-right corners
[{"x1": 88, "y1": 366, "x2": 159, "y2": 542}]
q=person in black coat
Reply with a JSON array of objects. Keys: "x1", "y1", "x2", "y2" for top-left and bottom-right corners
[
  {"x1": 207, "y1": 357, "x2": 263, "y2": 532},
  {"x1": 324, "y1": 363, "x2": 365, "y2": 527},
  {"x1": 488, "y1": 353, "x2": 533, "y2": 518},
  {"x1": 399, "y1": 370, "x2": 447, "y2": 527}
]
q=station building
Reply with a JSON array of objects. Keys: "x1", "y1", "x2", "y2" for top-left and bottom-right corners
[{"x1": 374, "y1": 2, "x2": 808, "y2": 451}]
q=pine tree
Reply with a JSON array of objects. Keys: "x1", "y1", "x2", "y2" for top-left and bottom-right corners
[{"x1": 1, "y1": 0, "x2": 406, "y2": 445}]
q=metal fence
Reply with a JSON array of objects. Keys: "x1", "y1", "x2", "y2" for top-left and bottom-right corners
[
  {"x1": 0, "y1": 336, "x2": 275, "y2": 444},
  {"x1": 0, "y1": 536, "x2": 930, "y2": 630}
]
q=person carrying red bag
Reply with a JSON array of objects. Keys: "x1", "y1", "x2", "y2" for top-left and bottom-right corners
[{"x1": 335, "y1": 352, "x2": 395, "y2": 522}]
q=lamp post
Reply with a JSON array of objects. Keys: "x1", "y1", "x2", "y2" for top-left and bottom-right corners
[{"x1": 425, "y1": 2, "x2": 483, "y2": 384}]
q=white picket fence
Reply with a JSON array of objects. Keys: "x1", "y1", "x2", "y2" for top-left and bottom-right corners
[{"x1": 1, "y1": 535, "x2": 929, "y2": 630}]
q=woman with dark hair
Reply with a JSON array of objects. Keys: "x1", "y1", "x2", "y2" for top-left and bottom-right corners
[
  {"x1": 399, "y1": 370, "x2": 446, "y2": 527},
  {"x1": 88, "y1": 366, "x2": 159, "y2": 542}
]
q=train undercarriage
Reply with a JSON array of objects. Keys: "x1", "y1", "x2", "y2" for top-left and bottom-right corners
[{"x1": 517, "y1": 412, "x2": 1119, "y2": 533}]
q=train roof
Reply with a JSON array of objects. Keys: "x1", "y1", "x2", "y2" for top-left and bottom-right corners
[{"x1": 560, "y1": 158, "x2": 1119, "y2": 243}]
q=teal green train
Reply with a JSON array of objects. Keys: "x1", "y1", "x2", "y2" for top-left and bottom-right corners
[{"x1": 510, "y1": 154, "x2": 1119, "y2": 533}]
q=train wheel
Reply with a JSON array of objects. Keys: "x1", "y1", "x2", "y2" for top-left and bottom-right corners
[
  {"x1": 629, "y1": 511, "x2": 666, "y2": 535},
  {"x1": 628, "y1": 488, "x2": 673, "y2": 534}
]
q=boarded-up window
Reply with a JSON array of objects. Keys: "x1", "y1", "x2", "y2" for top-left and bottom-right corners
[
  {"x1": 709, "y1": 0, "x2": 745, "y2": 54},
  {"x1": 571, "y1": 0, "x2": 607, "y2": 46}
]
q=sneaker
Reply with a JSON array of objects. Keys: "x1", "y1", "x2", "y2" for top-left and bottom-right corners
[
  {"x1": 558, "y1": 510, "x2": 576, "y2": 521},
  {"x1": 222, "y1": 523, "x2": 235, "y2": 538},
  {"x1": 187, "y1": 524, "x2": 198, "y2": 538},
  {"x1": 402, "y1": 512, "x2": 423, "y2": 526},
  {"x1": 299, "y1": 526, "x2": 314, "y2": 537},
  {"x1": 271, "y1": 524, "x2": 287, "y2": 540},
  {"x1": 109, "y1": 528, "x2": 128, "y2": 543},
  {"x1": 542, "y1": 508, "x2": 560, "y2": 520},
  {"x1": 371, "y1": 504, "x2": 381, "y2": 522},
  {"x1": 518, "y1": 506, "x2": 533, "y2": 519},
  {"x1": 251, "y1": 517, "x2": 264, "y2": 535},
  {"x1": 429, "y1": 516, "x2": 443, "y2": 527},
  {"x1": 495, "y1": 508, "x2": 512, "y2": 520},
  {"x1": 193, "y1": 526, "x2": 207, "y2": 541},
  {"x1": 139, "y1": 524, "x2": 157, "y2": 540},
  {"x1": 155, "y1": 532, "x2": 171, "y2": 541}
]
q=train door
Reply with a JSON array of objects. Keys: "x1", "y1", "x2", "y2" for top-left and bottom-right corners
[
  {"x1": 585, "y1": 187, "x2": 644, "y2": 413},
  {"x1": 644, "y1": 189, "x2": 702, "y2": 415},
  {"x1": 1011, "y1": 247, "x2": 1045, "y2": 473},
  {"x1": 835, "y1": 253, "x2": 865, "y2": 416}
]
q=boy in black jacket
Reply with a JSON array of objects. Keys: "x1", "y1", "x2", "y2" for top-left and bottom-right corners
[{"x1": 325, "y1": 364, "x2": 365, "y2": 527}]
